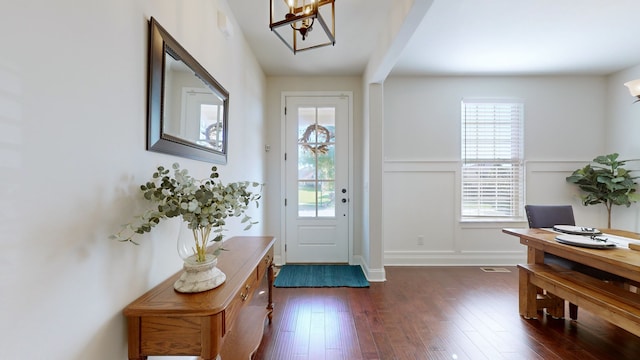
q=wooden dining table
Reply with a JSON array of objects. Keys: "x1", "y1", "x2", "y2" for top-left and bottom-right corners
[
  {"x1": 503, "y1": 228, "x2": 640, "y2": 284},
  {"x1": 503, "y1": 227, "x2": 640, "y2": 331}
]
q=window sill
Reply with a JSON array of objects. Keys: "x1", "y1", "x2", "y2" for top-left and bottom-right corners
[{"x1": 459, "y1": 217, "x2": 528, "y2": 229}]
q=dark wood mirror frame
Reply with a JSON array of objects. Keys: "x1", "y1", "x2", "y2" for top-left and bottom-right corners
[{"x1": 147, "y1": 17, "x2": 229, "y2": 164}]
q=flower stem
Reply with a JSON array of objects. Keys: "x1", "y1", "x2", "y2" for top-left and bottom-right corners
[{"x1": 192, "y1": 225, "x2": 212, "y2": 262}]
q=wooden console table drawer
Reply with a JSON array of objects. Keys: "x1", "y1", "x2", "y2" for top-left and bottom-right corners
[
  {"x1": 124, "y1": 236, "x2": 275, "y2": 360},
  {"x1": 257, "y1": 247, "x2": 274, "y2": 281},
  {"x1": 224, "y1": 272, "x2": 258, "y2": 334}
]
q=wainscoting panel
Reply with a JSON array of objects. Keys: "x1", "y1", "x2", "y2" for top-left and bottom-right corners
[
  {"x1": 380, "y1": 160, "x2": 616, "y2": 266},
  {"x1": 383, "y1": 164, "x2": 456, "y2": 253}
]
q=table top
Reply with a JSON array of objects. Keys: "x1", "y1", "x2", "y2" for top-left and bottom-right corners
[
  {"x1": 503, "y1": 228, "x2": 640, "y2": 283},
  {"x1": 123, "y1": 236, "x2": 275, "y2": 317}
]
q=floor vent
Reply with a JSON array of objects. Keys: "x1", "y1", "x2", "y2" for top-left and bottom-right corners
[{"x1": 480, "y1": 267, "x2": 511, "y2": 273}]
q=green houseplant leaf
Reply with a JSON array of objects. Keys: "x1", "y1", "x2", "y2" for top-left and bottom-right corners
[{"x1": 566, "y1": 153, "x2": 639, "y2": 228}]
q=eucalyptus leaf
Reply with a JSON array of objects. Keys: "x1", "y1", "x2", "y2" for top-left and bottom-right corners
[{"x1": 112, "y1": 163, "x2": 262, "y2": 262}]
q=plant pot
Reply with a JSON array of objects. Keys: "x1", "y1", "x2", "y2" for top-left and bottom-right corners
[{"x1": 173, "y1": 254, "x2": 226, "y2": 293}]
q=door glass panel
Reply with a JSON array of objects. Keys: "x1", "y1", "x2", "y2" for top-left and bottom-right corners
[
  {"x1": 297, "y1": 108, "x2": 316, "y2": 140},
  {"x1": 298, "y1": 145, "x2": 316, "y2": 180},
  {"x1": 297, "y1": 106, "x2": 336, "y2": 218},
  {"x1": 316, "y1": 144, "x2": 335, "y2": 180},
  {"x1": 298, "y1": 181, "x2": 316, "y2": 217},
  {"x1": 318, "y1": 180, "x2": 335, "y2": 217}
]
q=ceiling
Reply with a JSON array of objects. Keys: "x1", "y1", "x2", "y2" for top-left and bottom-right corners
[{"x1": 228, "y1": 0, "x2": 640, "y2": 78}]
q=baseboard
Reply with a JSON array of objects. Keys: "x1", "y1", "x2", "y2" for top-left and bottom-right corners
[
  {"x1": 353, "y1": 255, "x2": 386, "y2": 282},
  {"x1": 274, "y1": 254, "x2": 284, "y2": 267},
  {"x1": 384, "y1": 250, "x2": 526, "y2": 266}
]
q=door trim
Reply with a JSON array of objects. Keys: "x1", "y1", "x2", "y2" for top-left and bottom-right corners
[{"x1": 280, "y1": 91, "x2": 354, "y2": 265}]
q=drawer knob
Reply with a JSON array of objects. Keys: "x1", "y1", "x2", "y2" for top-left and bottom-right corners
[{"x1": 240, "y1": 284, "x2": 251, "y2": 301}]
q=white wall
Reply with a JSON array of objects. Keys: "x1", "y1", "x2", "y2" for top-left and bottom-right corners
[
  {"x1": 0, "y1": 1, "x2": 266, "y2": 359},
  {"x1": 360, "y1": 0, "x2": 435, "y2": 281},
  {"x1": 605, "y1": 64, "x2": 640, "y2": 232},
  {"x1": 382, "y1": 76, "x2": 612, "y2": 265}
]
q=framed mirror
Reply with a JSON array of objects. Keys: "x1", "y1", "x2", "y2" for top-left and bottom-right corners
[{"x1": 147, "y1": 17, "x2": 229, "y2": 164}]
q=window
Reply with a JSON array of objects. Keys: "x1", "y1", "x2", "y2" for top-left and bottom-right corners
[{"x1": 461, "y1": 99, "x2": 524, "y2": 219}]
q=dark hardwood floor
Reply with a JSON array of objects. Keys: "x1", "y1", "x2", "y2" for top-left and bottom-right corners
[{"x1": 254, "y1": 266, "x2": 640, "y2": 360}]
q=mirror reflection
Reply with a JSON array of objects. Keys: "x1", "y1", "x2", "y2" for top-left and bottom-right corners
[
  {"x1": 163, "y1": 54, "x2": 225, "y2": 152},
  {"x1": 147, "y1": 17, "x2": 229, "y2": 164}
]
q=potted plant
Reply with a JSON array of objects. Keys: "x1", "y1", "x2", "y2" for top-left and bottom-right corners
[
  {"x1": 112, "y1": 163, "x2": 261, "y2": 292},
  {"x1": 566, "y1": 153, "x2": 639, "y2": 228}
]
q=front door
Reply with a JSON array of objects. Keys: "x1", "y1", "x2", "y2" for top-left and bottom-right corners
[{"x1": 284, "y1": 94, "x2": 351, "y2": 263}]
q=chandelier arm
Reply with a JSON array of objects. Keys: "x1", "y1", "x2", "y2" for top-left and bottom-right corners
[
  {"x1": 290, "y1": 17, "x2": 315, "y2": 31},
  {"x1": 314, "y1": 12, "x2": 334, "y2": 44}
]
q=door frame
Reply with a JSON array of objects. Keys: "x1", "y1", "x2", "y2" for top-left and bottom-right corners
[{"x1": 280, "y1": 91, "x2": 354, "y2": 265}]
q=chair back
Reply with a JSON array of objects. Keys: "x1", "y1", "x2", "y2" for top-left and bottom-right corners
[{"x1": 524, "y1": 205, "x2": 575, "y2": 228}]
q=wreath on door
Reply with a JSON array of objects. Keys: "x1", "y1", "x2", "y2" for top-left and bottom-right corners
[{"x1": 299, "y1": 124, "x2": 332, "y2": 155}]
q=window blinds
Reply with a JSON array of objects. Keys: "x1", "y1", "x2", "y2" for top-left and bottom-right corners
[{"x1": 461, "y1": 99, "x2": 524, "y2": 218}]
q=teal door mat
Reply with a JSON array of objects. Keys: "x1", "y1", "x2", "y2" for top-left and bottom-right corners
[{"x1": 274, "y1": 264, "x2": 369, "y2": 288}]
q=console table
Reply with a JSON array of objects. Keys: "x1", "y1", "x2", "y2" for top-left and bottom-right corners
[{"x1": 123, "y1": 236, "x2": 275, "y2": 360}]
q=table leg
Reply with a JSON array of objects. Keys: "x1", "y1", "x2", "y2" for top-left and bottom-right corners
[
  {"x1": 526, "y1": 245, "x2": 566, "y2": 318},
  {"x1": 519, "y1": 266, "x2": 538, "y2": 319},
  {"x1": 127, "y1": 317, "x2": 147, "y2": 360},
  {"x1": 546, "y1": 294, "x2": 565, "y2": 319},
  {"x1": 527, "y1": 246, "x2": 544, "y2": 264},
  {"x1": 267, "y1": 262, "x2": 274, "y2": 323}
]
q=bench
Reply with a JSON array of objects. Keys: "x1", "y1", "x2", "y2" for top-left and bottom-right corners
[{"x1": 518, "y1": 263, "x2": 640, "y2": 337}]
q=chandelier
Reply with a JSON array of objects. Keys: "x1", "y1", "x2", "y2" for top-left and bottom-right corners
[
  {"x1": 624, "y1": 79, "x2": 640, "y2": 103},
  {"x1": 270, "y1": 0, "x2": 336, "y2": 54}
]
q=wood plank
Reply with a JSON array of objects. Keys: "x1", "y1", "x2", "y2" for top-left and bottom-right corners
[
  {"x1": 254, "y1": 266, "x2": 640, "y2": 360},
  {"x1": 629, "y1": 242, "x2": 640, "y2": 251},
  {"x1": 519, "y1": 263, "x2": 640, "y2": 337}
]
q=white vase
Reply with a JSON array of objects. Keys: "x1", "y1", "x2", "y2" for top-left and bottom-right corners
[{"x1": 173, "y1": 254, "x2": 226, "y2": 293}]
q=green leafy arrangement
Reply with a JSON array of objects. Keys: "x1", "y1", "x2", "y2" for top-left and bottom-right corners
[
  {"x1": 566, "y1": 153, "x2": 639, "y2": 228},
  {"x1": 112, "y1": 163, "x2": 261, "y2": 262}
]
